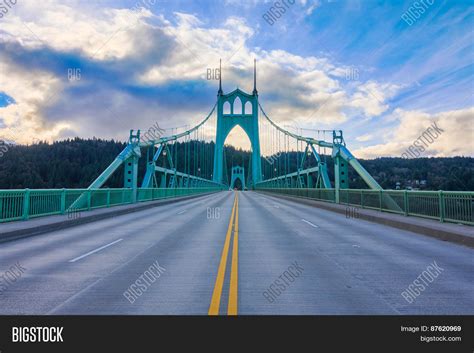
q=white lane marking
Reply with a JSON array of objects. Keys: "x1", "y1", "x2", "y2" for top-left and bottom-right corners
[
  {"x1": 177, "y1": 210, "x2": 187, "y2": 215},
  {"x1": 69, "y1": 239, "x2": 123, "y2": 263},
  {"x1": 301, "y1": 219, "x2": 319, "y2": 228},
  {"x1": 273, "y1": 204, "x2": 280, "y2": 208},
  {"x1": 353, "y1": 245, "x2": 360, "y2": 248}
]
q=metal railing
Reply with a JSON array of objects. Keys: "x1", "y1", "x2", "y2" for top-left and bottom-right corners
[
  {"x1": 255, "y1": 187, "x2": 474, "y2": 226},
  {"x1": 0, "y1": 187, "x2": 224, "y2": 223}
]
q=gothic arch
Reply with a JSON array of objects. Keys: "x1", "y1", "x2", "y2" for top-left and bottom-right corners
[
  {"x1": 233, "y1": 97, "x2": 243, "y2": 115},
  {"x1": 223, "y1": 101, "x2": 231, "y2": 115},
  {"x1": 244, "y1": 101, "x2": 252, "y2": 114}
]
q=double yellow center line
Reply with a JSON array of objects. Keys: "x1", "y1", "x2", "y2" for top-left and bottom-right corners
[{"x1": 208, "y1": 192, "x2": 239, "y2": 315}]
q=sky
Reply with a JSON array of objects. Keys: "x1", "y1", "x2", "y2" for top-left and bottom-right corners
[{"x1": 0, "y1": 0, "x2": 472, "y2": 158}]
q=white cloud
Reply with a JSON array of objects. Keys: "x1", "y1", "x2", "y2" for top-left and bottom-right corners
[
  {"x1": 350, "y1": 81, "x2": 403, "y2": 117},
  {"x1": 1, "y1": 1, "x2": 354, "y2": 144},
  {"x1": 0, "y1": 1, "x2": 157, "y2": 60},
  {"x1": 305, "y1": 0, "x2": 321, "y2": 15},
  {"x1": 0, "y1": 57, "x2": 73, "y2": 144},
  {"x1": 353, "y1": 107, "x2": 474, "y2": 158},
  {"x1": 355, "y1": 133, "x2": 373, "y2": 142}
]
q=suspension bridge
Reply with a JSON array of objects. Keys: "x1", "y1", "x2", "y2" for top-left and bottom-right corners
[{"x1": 0, "y1": 61, "x2": 472, "y2": 315}]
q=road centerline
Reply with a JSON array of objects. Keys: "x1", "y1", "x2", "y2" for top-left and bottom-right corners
[
  {"x1": 208, "y1": 192, "x2": 239, "y2": 315},
  {"x1": 68, "y1": 238, "x2": 123, "y2": 263},
  {"x1": 228, "y1": 192, "x2": 239, "y2": 315}
]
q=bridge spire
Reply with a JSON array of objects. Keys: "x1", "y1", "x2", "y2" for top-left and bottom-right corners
[
  {"x1": 253, "y1": 58, "x2": 258, "y2": 95},
  {"x1": 218, "y1": 59, "x2": 223, "y2": 96}
]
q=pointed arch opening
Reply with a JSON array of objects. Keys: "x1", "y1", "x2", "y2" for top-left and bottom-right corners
[
  {"x1": 223, "y1": 101, "x2": 231, "y2": 115},
  {"x1": 223, "y1": 124, "x2": 252, "y2": 187},
  {"x1": 244, "y1": 101, "x2": 252, "y2": 115},
  {"x1": 233, "y1": 97, "x2": 243, "y2": 115},
  {"x1": 232, "y1": 176, "x2": 243, "y2": 190},
  {"x1": 224, "y1": 124, "x2": 252, "y2": 151}
]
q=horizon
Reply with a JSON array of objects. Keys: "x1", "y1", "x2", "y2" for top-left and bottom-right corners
[{"x1": 4, "y1": 136, "x2": 474, "y2": 161}]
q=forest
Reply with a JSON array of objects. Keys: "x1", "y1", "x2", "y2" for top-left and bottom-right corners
[{"x1": 0, "y1": 138, "x2": 472, "y2": 191}]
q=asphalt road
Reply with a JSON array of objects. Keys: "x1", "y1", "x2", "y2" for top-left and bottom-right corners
[{"x1": 0, "y1": 191, "x2": 472, "y2": 315}]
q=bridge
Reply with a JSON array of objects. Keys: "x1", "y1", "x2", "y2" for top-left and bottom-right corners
[{"x1": 0, "y1": 62, "x2": 472, "y2": 315}]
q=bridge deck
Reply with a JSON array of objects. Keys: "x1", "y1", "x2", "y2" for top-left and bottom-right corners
[
  {"x1": 0, "y1": 191, "x2": 472, "y2": 315},
  {"x1": 257, "y1": 191, "x2": 474, "y2": 247}
]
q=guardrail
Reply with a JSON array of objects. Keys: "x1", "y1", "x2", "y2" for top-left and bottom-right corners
[
  {"x1": 0, "y1": 187, "x2": 224, "y2": 223},
  {"x1": 255, "y1": 188, "x2": 474, "y2": 226}
]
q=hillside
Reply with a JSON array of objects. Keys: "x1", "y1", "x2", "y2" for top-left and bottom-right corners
[{"x1": 0, "y1": 138, "x2": 472, "y2": 191}]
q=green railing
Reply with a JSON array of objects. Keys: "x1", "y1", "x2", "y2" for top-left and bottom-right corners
[
  {"x1": 255, "y1": 188, "x2": 474, "y2": 226},
  {"x1": 0, "y1": 187, "x2": 224, "y2": 223}
]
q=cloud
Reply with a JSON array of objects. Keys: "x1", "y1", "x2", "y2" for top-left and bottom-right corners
[
  {"x1": 350, "y1": 81, "x2": 403, "y2": 118},
  {"x1": 355, "y1": 133, "x2": 373, "y2": 142},
  {"x1": 305, "y1": 0, "x2": 321, "y2": 15},
  {"x1": 0, "y1": 1, "x2": 353, "y2": 143},
  {"x1": 353, "y1": 107, "x2": 474, "y2": 158}
]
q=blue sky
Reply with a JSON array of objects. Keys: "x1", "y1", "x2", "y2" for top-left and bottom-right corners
[
  {"x1": 0, "y1": 92, "x2": 15, "y2": 107},
  {"x1": 0, "y1": 0, "x2": 472, "y2": 157}
]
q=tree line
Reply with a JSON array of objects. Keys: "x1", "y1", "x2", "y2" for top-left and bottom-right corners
[{"x1": 0, "y1": 138, "x2": 472, "y2": 191}]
